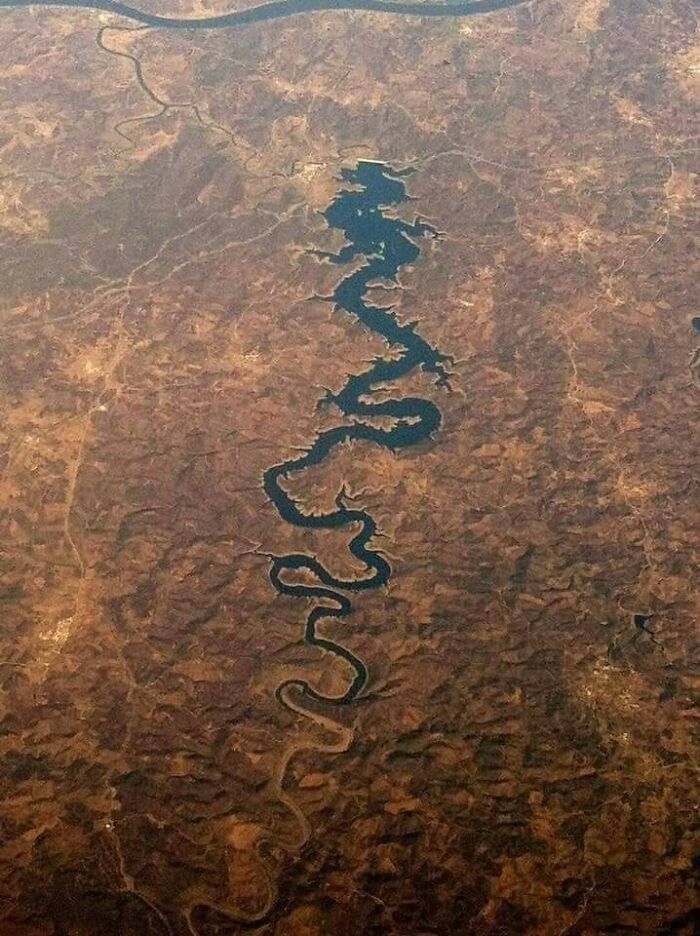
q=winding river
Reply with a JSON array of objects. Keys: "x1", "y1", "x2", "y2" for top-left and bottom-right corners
[
  {"x1": 0, "y1": 0, "x2": 529, "y2": 30},
  {"x1": 267, "y1": 160, "x2": 449, "y2": 712}
]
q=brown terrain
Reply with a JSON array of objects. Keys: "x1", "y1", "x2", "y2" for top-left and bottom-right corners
[{"x1": 0, "y1": 0, "x2": 699, "y2": 933}]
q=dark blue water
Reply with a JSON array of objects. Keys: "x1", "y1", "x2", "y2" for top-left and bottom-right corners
[
  {"x1": 0, "y1": 0, "x2": 529, "y2": 30},
  {"x1": 265, "y1": 161, "x2": 450, "y2": 706}
]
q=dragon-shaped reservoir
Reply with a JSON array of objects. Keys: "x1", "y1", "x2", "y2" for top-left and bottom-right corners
[{"x1": 265, "y1": 160, "x2": 450, "y2": 712}]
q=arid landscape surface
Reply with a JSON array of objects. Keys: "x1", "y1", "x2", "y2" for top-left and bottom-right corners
[{"x1": 0, "y1": 0, "x2": 699, "y2": 933}]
